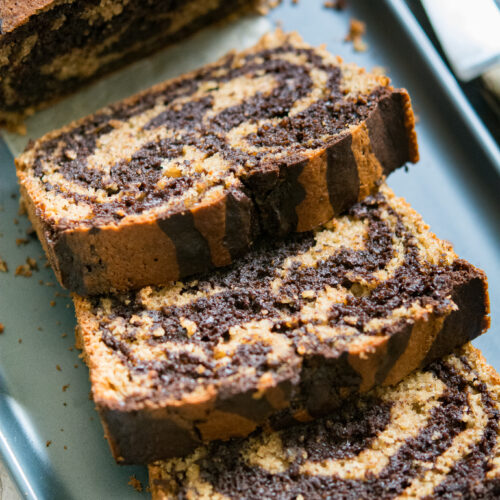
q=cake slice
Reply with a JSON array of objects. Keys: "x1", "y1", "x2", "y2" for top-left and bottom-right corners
[
  {"x1": 149, "y1": 344, "x2": 500, "y2": 499},
  {"x1": 0, "y1": 0, "x2": 255, "y2": 130},
  {"x1": 17, "y1": 30, "x2": 418, "y2": 295},
  {"x1": 73, "y1": 186, "x2": 488, "y2": 464}
]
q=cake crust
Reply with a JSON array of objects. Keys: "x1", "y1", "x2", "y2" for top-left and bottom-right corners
[
  {"x1": 17, "y1": 31, "x2": 418, "y2": 295},
  {"x1": 148, "y1": 343, "x2": 500, "y2": 499},
  {"x1": 74, "y1": 186, "x2": 488, "y2": 464},
  {"x1": 0, "y1": 0, "x2": 54, "y2": 34}
]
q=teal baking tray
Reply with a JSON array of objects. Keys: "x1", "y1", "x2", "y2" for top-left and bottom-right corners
[{"x1": 0, "y1": 0, "x2": 499, "y2": 498}]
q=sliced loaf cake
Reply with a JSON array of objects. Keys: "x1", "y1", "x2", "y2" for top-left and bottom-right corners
[
  {"x1": 73, "y1": 186, "x2": 488, "y2": 464},
  {"x1": 17, "y1": 31, "x2": 418, "y2": 294},
  {"x1": 0, "y1": 0, "x2": 254, "y2": 129},
  {"x1": 149, "y1": 344, "x2": 500, "y2": 499}
]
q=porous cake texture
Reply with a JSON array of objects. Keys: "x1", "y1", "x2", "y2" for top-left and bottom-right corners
[
  {"x1": 0, "y1": 0, "x2": 252, "y2": 128},
  {"x1": 74, "y1": 186, "x2": 488, "y2": 464},
  {"x1": 149, "y1": 344, "x2": 500, "y2": 499},
  {"x1": 17, "y1": 31, "x2": 418, "y2": 295}
]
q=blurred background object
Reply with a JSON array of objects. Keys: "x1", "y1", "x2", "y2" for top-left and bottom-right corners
[
  {"x1": 421, "y1": 0, "x2": 500, "y2": 82},
  {"x1": 482, "y1": 65, "x2": 500, "y2": 118},
  {"x1": 408, "y1": 0, "x2": 500, "y2": 143}
]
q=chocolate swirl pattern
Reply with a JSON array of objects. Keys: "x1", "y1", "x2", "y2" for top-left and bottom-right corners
[
  {"x1": 73, "y1": 186, "x2": 488, "y2": 464},
  {"x1": 0, "y1": 0, "x2": 252, "y2": 128},
  {"x1": 17, "y1": 31, "x2": 418, "y2": 294},
  {"x1": 149, "y1": 344, "x2": 500, "y2": 499}
]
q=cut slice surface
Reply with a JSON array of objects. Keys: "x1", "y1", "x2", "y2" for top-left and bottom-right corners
[
  {"x1": 149, "y1": 344, "x2": 500, "y2": 499},
  {"x1": 17, "y1": 30, "x2": 418, "y2": 294},
  {"x1": 74, "y1": 186, "x2": 488, "y2": 464}
]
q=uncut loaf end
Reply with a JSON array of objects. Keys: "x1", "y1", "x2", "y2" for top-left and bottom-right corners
[{"x1": 0, "y1": 0, "x2": 256, "y2": 130}]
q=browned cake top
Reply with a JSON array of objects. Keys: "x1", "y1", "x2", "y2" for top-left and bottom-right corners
[
  {"x1": 74, "y1": 186, "x2": 485, "y2": 411},
  {"x1": 149, "y1": 344, "x2": 500, "y2": 499},
  {"x1": 17, "y1": 31, "x2": 404, "y2": 232}
]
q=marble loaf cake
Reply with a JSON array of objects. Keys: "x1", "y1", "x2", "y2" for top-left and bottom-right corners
[
  {"x1": 149, "y1": 344, "x2": 500, "y2": 499},
  {"x1": 17, "y1": 31, "x2": 419, "y2": 295},
  {"x1": 0, "y1": 0, "x2": 253, "y2": 129},
  {"x1": 73, "y1": 186, "x2": 488, "y2": 464}
]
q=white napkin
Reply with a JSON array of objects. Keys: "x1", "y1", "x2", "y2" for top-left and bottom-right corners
[{"x1": 2, "y1": 16, "x2": 272, "y2": 157}]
